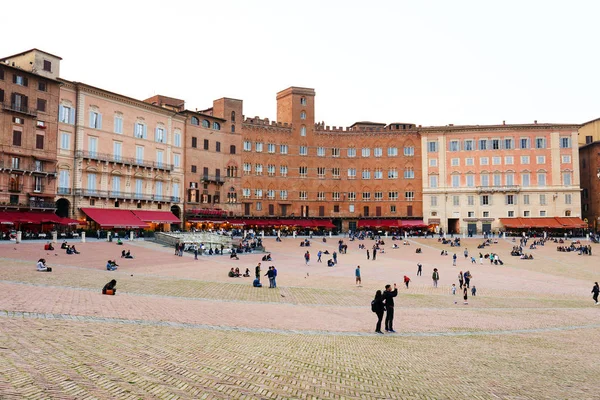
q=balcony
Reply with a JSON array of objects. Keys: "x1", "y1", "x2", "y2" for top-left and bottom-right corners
[
  {"x1": 73, "y1": 188, "x2": 177, "y2": 203},
  {"x1": 75, "y1": 150, "x2": 173, "y2": 171},
  {"x1": 201, "y1": 175, "x2": 225, "y2": 184},
  {"x1": 0, "y1": 160, "x2": 57, "y2": 175},
  {"x1": 29, "y1": 200, "x2": 56, "y2": 209},
  {"x1": 57, "y1": 187, "x2": 72, "y2": 195},
  {"x1": 8, "y1": 184, "x2": 23, "y2": 193},
  {"x1": 2, "y1": 102, "x2": 37, "y2": 117},
  {"x1": 477, "y1": 185, "x2": 520, "y2": 194}
]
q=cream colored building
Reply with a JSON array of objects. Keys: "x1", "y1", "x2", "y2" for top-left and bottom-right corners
[
  {"x1": 420, "y1": 123, "x2": 581, "y2": 234},
  {"x1": 56, "y1": 81, "x2": 185, "y2": 229}
]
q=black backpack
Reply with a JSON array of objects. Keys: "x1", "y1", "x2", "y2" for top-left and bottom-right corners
[{"x1": 371, "y1": 300, "x2": 377, "y2": 313}]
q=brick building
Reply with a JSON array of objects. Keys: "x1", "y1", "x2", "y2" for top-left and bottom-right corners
[
  {"x1": 420, "y1": 123, "x2": 581, "y2": 234},
  {"x1": 578, "y1": 118, "x2": 600, "y2": 231},
  {"x1": 0, "y1": 49, "x2": 61, "y2": 212}
]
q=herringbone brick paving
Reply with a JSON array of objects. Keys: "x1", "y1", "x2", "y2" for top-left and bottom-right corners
[{"x1": 0, "y1": 236, "x2": 598, "y2": 399}]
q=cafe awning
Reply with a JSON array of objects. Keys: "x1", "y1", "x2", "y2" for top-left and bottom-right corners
[
  {"x1": 357, "y1": 219, "x2": 401, "y2": 228},
  {"x1": 132, "y1": 210, "x2": 181, "y2": 223},
  {"x1": 81, "y1": 208, "x2": 149, "y2": 228},
  {"x1": 500, "y1": 217, "x2": 585, "y2": 229}
]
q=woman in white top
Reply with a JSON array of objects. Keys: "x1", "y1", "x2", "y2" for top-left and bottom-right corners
[{"x1": 36, "y1": 258, "x2": 51, "y2": 272}]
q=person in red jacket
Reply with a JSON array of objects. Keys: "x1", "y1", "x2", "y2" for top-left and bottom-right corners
[{"x1": 403, "y1": 275, "x2": 411, "y2": 288}]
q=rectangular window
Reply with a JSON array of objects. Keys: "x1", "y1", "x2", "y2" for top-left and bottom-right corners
[
  {"x1": 468, "y1": 211, "x2": 475, "y2": 218},
  {"x1": 332, "y1": 167, "x2": 340, "y2": 178},
  {"x1": 388, "y1": 147, "x2": 398, "y2": 156},
  {"x1": 37, "y1": 98, "x2": 47, "y2": 112},
  {"x1": 464, "y1": 140, "x2": 474, "y2": 151},
  {"x1": 562, "y1": 172, "x2": 572, "y2": 186},
  {"x1": 255, "y1": 142, "x2": 263, "y2": 152},
  {"x1": 466, "y1": 174, "x2": 474, "y2": 187},
  {"x1": 506, "y1": 173, "x2": 514, "y2": 186},
  {"x1": 59, "y1": 105, "x2": 74, "y2": 124},
  {"x1": 451, "y1": 175, "x2": 460, "y2": 187},
  {"x1": 317, "y1": 167, "x2": 325, "y2": 177},
  {"x1": 429, "y1": 159, "x2": 438, "y2": 167},
  {"x1": 347, "y1": 148, "x2": 356, "y2": 157},
  {"x1": 465, "y1": 158, "x2": 474, "y2": 166},
  {"x1": 156, "y1": 150, "x2": 163, "y2": 168},
  {"x1": 389, "y1": 191, "x2": 398, "y2": 200},
  {"x1": 362, "y1": 169, "x2": 371, "y2": 179},
  {"x1": 43, "y1": 60, "x2": 52, "y2": 72},
  {"x1": 536, "y1": 137, "x2": 546, "y2": 149},
  {"x1": 524, "y1": 211, "x2": 530, "y2": 217},
  {"x1": 560, "y1": 137, "x2": 571, "y2": 148},
  {"x1": 404, "y1": 168, "x2": 414, "y2": 179},
  {"x1": 493, "y1": 174, "x2": 501, "y2": 186},
  {"x1": 191, "y1": 165, "x2": 197, "y2": 173},
  {"x1": 280, "y1": 190, "x2": 288, "y2": 200},
  {"x1": 14, "y1": 74, "x2": 27, "y2": 86},
  {"x1": 540, "y1": 194, "x2": 547, "y2": 205},
  {"x1": 174, "y1": 132, "x2": 181, "y2": 147},
  {"x1": 520, "y1": 137, "x2": 530, "y2": 149},
  {"x1": 299, "y1": 166, "x2": 307, "y2": 177},
  {"x1": 299, "y1": 146, "x2": 308, "y2": 156},
  {"x1": 565, "y1": 194, "x2": 572, "y2": 205},
  {"x1": 430, "y1": 196, "x2": 438, "y2": 207},
  {"x1": 317, "y1": 147, "x2": 325, "y2": 157},
  {"x1": 88, "y1": 137, "x2": 98, "y2": 157},
  {"x1": 480, "y1": 175, "x2": 489, "y2": 187},
  {"x1": 523, "y1": 194, "x2": 530, "y2": 205},
  {"x1": 537, "y1": 173, "x2": 546, "y2": 187},
  {"x1": 428, "y1": 141, "x2": 438, "y2": 152},
  {"x1": 504, "y1": 138, "x2": 513, "y2": 150},
  {"x1": 449, "y1": 140, "x2": 459, "y2": 152},
  {"x1": 374, "y1": 169, "x2": 383, "y2": 179},
  {"x1": 299, "y1": 191, "x2": 307, "y2": 200},
  {"x1": 90, "y1": 111, "x2": 102, "y2": 129},
  {"x1": 373, "y1": 148, "x2": 383, "y2": 157},
  {"x1": 348, "y1": 192, "x2": 356, "y2": 201},
  {"x1": 38, "y1": 81, "x2": 47, "y2": 92},
  {"x1": 280, "y1": 166, "x2": 288, "y2": 177},
  {"x1": 388, "y1": 168, "x2": 398, "y2": 179},
  {"x1": 318, "y1": 192, "x2": 326, "y2": 201},
  {"x1": 267, "y1": 143, "x2": 276, "y2": 153},
  {"x1": 362, "y1": 148, "x2": 370, "y2": 157},
  {"x1": 173, "y1": 154, "x2": 181, "y2": 168},
  {"x1": 403, "y1": 146, "x2": 414, "y2": 156},
  {"x1": 254, "y1": 189, "x2": 263, "y2": 199},
  {"x1": 331, "y1": 148, "x2": 340, "y2": 157},
  {"x1": 429, "y1": 175, "x2": 438, "y2": 188},
  {"x1": 505, "y1": 156, "x2": 514, "y2": 165},
  {"x1": 540, "y1": 210, "x2": 547, "y2": 217},
  {"x1": 134, "y1": 123, "x2": 146, "y2": 139},
  {"x1": 244, "y1": 141, "x2": 252, "y2": 151},
  {"x1": 362, "y1": 192, "x2": 371, "y2": 201},
  {"x1": 481, "y1": 195, "x2": 490, "y2": 205},
  {"x1": 267, "y1": 164, "x2": 275, "y2": 176},
  {"x1": 267, "y1": 190, "x2": 275, "y2": 199},
  {"x1": 60, "y1": 132, "x2": 70, "y2": 150},
  {"x1": 453, "y1": 196, "x2": 460, "y2": 206},
  {"x1": 522, "y1": 173, "x2": 530, "y2": 187},
  {"x1": 114, "y1": 115, "x2": 123, "y2": 134},
  {"x1": 59, "y1": 170, "x2": 70, "y2": 192},
  {"x1": 36, "y1": 134, "x2": 44, "y2": 149},
  {"x1": 135, "y1": 179, "x2": 143, "y2": 197},
  {"x1": 536, "y1": 155, "x2": 545, "y2": 164},
  {"x1": 480, "y1": 157, "x2": 489, "y2": 165},
  {"x1": 87, "y1": 173, "x2": 97, "y2": 191},
  {"x1": 136, "y1": 146, "x2": 145, "y2": 163},
  {"x1": 479, "y1": 139, "x2": 487, "y2": 150},
  {"x1": 191, "y1": 137, "x2": 198, "y2": 148},
  {"x1": 348, "y1": 168, "x2": 356, "y2": 179},
  {"x1": 451, "y1": 158, "x2": 459, "y2": 166},
  {"x1": 405, "y1": 191, "x2": 414, "y2": 201},
  {"x1": 506, "y1": 195, "x2": 515, "y2": 205},
  {"x1": 279, "y1": 144, "x2": 288, "y2": 154},
  {"x1": 216, "y1": 142, "x2": 221, "y2": 152},
  {"x1": 243, "y1": 163, "x2": 251, "y2": 174},
  {"x1": 492, "y1": 139, "x2": 500, "y2": 150},
  {"x1": 562, "y1": 155, "x2": 571, "y2": 164},
  {"x1": 521, "y1": 155, "x2": 530, "y2": 164},
  {"x1": 204, "y1": 139, "x2": 209, "y2": 150},
  {"x1": 374, "y1": 192, "x2": 383, "y2": 201},
  {"x1": 492, "y1": 156, "x2": 501, "y2": 165},
  {"x1": 242, "y1": 189, "x2": 251, "y2": 199},
  {"x1": 467, "y1": 196, "x2": 474, "y2": 206},
  {"x1": 12, "y1": 130, "x2": 21, "y2": 146}
]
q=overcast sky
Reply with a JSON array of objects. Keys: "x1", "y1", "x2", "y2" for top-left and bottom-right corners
[{"x1": 5, "y1": 0, "x2": 599, "y2": 127}]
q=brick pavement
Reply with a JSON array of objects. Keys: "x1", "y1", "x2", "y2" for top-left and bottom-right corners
[{"x1": 0, "y1": 236, "x2": 599, "y2": 398}]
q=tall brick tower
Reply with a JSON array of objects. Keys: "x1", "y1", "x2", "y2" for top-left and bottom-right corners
[{"x1": 276, "y1": 87, "x2": 315, "y2": 137}]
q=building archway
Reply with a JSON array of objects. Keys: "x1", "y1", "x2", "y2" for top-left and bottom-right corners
[{"x1": 56, "y1": 198, "x2": 70, "y2": 218}]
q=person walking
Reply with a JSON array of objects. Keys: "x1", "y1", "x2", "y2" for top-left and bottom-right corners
[
  {"x1": 458, "y1": 271, "x2": 464, "y2": 289},
  {"x1": 366, "y1": 249, "x2": 370, "y2": 260},
  {"x1": 479, "y1": 252, "x2": 483, "y2": 265},
  {"x1": 464, "y1": 270, "x2": 471, "y2": 288},
  {"x1": 417, "y1": 263, "x2": 422, "y2": 276},
  {"x1": 304, "y1": 251, "x2": 310, "y2": 265},
  {"x1": 452, "y1": 253, "x2": 457, "y2": 266},
  {"x1": 404, "y1": 275, "x2": 411, "y2": 289},
  {"x1": 432, "y1": 268, "x2": 439, "y2": 288},
  {"x1": 317, "y1": 250, "x2": 322, "y2": 263},
  {"x1": 372, "y1": 290, "x2": 385, "y2": 334},
  {"x1": 463, "y1": 285, "x2": 469, "y2": 304},
  {"x1": 194, "y1": 246, "x2": 198, "y2": 260},
  {"x1": 592, "y1": 282, "x2": 599, "y2": 305},
  {"x1": 382, "y1": 284, "x2": 398, "y2": 332},
  {"x1": 471, "y1": 285, "x2": 477, "y2": 296},
  {"x1": 355, "y1": 265, "x2": 362, "y2": 286},
  {"x1": 464, "y1": 248, "x2": 468, "y2": 259}
]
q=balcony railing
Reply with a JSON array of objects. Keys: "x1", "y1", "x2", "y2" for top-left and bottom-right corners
[
  {"x1": 57, "y1": 187, "x2": 72, "y2": 195},
  {"x1": 477, "y1": 185, "x2": 521, "y2": 193},
  {"x1": 75, "y1": 150, "x2": 173, "y2": 171},
  {"x1": 201, "y1": 175, "x2": 225, "y2": 184},
  {"x1": 31, "y1": 184, "x2": 45, "y2": 193},
  {"x1": 0, "y1": 160, "x2": 57, "y2": 175},
  {"x1": 2, "y1": 102, "x2": 37, "y2": 117},
  {"x1": 29, "y1": 200, "x2": 56, "y2": 209},
  {"x1": 8, "y1": 184, "x2": 23, "y2": 193},
  {"x1": 73, "y1": 188, "x2": 178, "y2": 203}
]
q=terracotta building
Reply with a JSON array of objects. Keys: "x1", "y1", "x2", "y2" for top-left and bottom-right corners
[
  {"x1": 55, "y1": 80, "x2": 186, "y2": 229},
  {"x1": 578, "y1": 118, "x2": 600, "y2": 231},
  {"x1": 238, "y1": 87, "x2": 423, "y2": 231},
  {"x1": 420, "y1": 123, "x2": 581, "y2": 234},
  {"x1": 0, "y1": 49, "x2": 61, "y2": 212}
]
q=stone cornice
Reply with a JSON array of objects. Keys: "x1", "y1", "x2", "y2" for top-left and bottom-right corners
[{"x1": 419, "y1": 124, "x2": 581, "y2": 134}]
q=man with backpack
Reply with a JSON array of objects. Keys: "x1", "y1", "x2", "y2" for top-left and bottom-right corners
[{"x1": 382, "y1": 284, "x2": 398, "y2": 332}]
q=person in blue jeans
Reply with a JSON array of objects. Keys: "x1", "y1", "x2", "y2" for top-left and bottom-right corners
[{"x1": 272, "y1": 266, "x2": 277, "y2": 288}]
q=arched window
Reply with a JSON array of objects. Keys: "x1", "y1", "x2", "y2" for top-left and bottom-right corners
[
  {"x1": 300, "y1": 126, "x2": 306, "y2": 136},
  {"x1": 231, "y1": 111, "x2": 236, "y2": 122},
  {"x1": 231, "y1": 125, "x2": 235, "y2": 133},
  {"x1": 300, "y1": 111, "x2": 306, "y2": 120},
  {"x1": 213, "y1": 122, "x2": 221, "y2": 130},
  {"x1": 565, "y1": 210, "x2": 571, "y2": 216},
  {"x1": 202, "y1": 119, "x2": 210, "y2": 128},
  {"x1": 191, "y1": 116, "x2": 199, "y2": 126}
]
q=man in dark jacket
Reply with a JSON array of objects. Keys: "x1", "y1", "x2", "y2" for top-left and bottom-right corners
[
  {"x1": 592, "y1": 282, "x2": 599, "y2": 305},
  {"x1": 382, "y1": 284, "x2": 398, "y2": 332}
]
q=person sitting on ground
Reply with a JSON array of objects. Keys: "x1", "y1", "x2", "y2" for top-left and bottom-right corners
[
  {"x1": 102, "y1": 279, "x2": 117, "y2": 295},
  {"x1": 117, "y1": 238, "x2": 123, "y2": 245},
  {"x1": 323, "y1": 237, "x2": 327, "y2": 243},
  {"x1": 228, "y1": 268, "x2": 236, "y2": 278},
  {"x1": 65, "y1": 245, "x2": 73, "y2": 254},
  {"x1": 36, "y1": 258, "x2": 51, "y2": 272},
  {"x1": 61, "y1": 240, "x2": 68, "y2": 249},
  {"x1": 262, "y1": 253, "x2": 272, "y2": 262},
  {"x1": 121, "y1": 250, "x2": 126, "y2": 258},
  {"x1": 393, "y1": 243, "x2": 399, "y2": 249},
  {"x1": 230, "y1": 251, "x2": 239, "y2": 260},
  {"x1": 323, "y1": 250, "x2": 330, "y2": 255},
  {"x1": 71, "y1": 245, "x2": 80, "y2": 254},
  {"x1": 235, "y1": 267, "x2": 241, "y2": 277},
  {"x1": 327, "y1": 259, "x2": 335, "y2": 267},
  {"x1": 44, "y1": 242, "x2": 54, "y2": 251},
  {"x1": 106, "y1": 260, "x2": 118, "y2": 271},
  {"x1": 253, "y1": 277, "x2": 262, "y2": 287},
  {"x1": 124, "y1": 250, "x2": 133, "y2": 259},
  {"x1": 242, "y1": 268, "x2": 250, "y2": 277}
]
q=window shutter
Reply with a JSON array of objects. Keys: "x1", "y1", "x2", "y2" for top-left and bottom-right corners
[
  {"x1": 143, "y1": 124, "x2": 147, "y2": 139},
  {"x1": 12, "y1": 74, "x2": 17, "y2": 84},
  {"x1": 89, "y1": 111, "x2": 94, "y2": 128},
  {"x1": 69, "y1": 108, "x2": 75, "y2": 125},
  {"x1": 36, "y1": 134, "x2": 44, "y2": 149},
  {"x1": 97, "y1": 114, "x2": 102, "y2": 129},
  {"x1": 22, "y1": 96, "x2": 28, "y2": 109},
  {"x1": 10, "y1": 92, "x2": 15, "y2": 105},
  {"x1": 155, "y1": 127, "x2": 159, "y2": 141},
  {"x1": 23, "y1": 77, "x2": 28, "y2": 87},
  {"x1": 58, "y1": 105, "x2": 64, "y2": 121},
  {"x1": 0, "y1": 89, "x2": 3, "y2": 102}
]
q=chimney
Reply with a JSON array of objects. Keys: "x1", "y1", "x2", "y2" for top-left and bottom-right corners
[
  {"x1": 502, "y1": 120, "x2": 506, "y2": 125},
  {"x1": 534, "y1": 120, "x2": 538, "y2": 124}
]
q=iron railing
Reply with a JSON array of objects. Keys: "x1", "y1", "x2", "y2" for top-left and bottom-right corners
[
  {"x1": 73, "y1": 188, "x2": 179, "y2": 203},
  {"x1": 75, "y1": 150, "x2": 173, "y2": 171},
  {"x1": 2, "y1": 102, "x2": 38, "y2": 117}
]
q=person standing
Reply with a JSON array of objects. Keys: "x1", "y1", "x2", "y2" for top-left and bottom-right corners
[
  {"x1": 255, "y1": 263, "x2": 261, "y2": 282},
  {"x1": 373, "y1": 248, "x2": 377, "y2": 261},
  {"x1": 265, "y1": 267, "x2": 275, "y2": 288},
  {"x1": 382, "y1": 284, "x2": 398, "y2": 332},
  {"x1": 403, "y1": 275, "x2": 411, "y2": 289},
  {"x1": 464, "y1": 248, "x2": 468, "y2": 259},
  {"x1": 174, "y1": 242, "x2": 179, "y2": 256},
  {"x1": 366, "y1": 249, "x2": 370, "y2": 260},
  {"x1": 317, "y1": 250, "x2": 322, "y2": 263},
  {"x1": 194, "y1": 246, "x2": 198, "y2": 260},
  {"x1": 304, "y1": 251, "x2": 310, "y2": 265},
  {"x1": 272, "y1": 266, "x2": 278, "y2": 288},
  {"x1": 355, "y1": 265, "x2": 362, "y2": 286},
  {"x1": 471, "y1": 286, "x2": 477, "y2": 296},
  {"x1": 464, "y1": 270, "x2": 471, "y2": 288},
  {"x1": 458, "y1": 271, "x2": 464, "y2": 289},
  {"x1": 432, "y1": 268, "x2": 439, "y2": 288},
  {"x1": 452, "y1": 253, "x2": 457, "y2": 266},
  {"x1": 479, "y1": 252, "x2": 483, "y2": 265},
  {"x1": 372, "y1": 290, "x2": 385, "y2": 334},
  {"x1": 417, "y1": 263, "x2": 422, "y2": 276},
  {"x1": 463, "y1": 285, "x2": 469, "y2": 305},
  {"x1": 592, "y1": 282, "x2": 599, "y2": 305},
  {"x1": 333, "y1": 251, "x2": 338, "y2": 265}
]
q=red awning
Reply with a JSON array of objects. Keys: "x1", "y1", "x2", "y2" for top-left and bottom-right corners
[
  {"x1": 56, "y1": 217, "x2": 82, "y2": 225},
  {"x1": 400, "y1": 220, "x2": 427, "y2": 228},
  {"x1": 81, "y1": 208, "x2": 149, "y2": 228},
  {"x1": 312, "y1": 220, "x2": 335, "y2": 228},
  {"x1": 0, "y1": 212, "x2": 14, "y2": 225},
  {"x1": 132, "y1": 210, "x2": 180, "y2": 223},
  {"x1": 499, "y1": 218, "x2": 525, "y2": 229},
  {"x1": 555, "y1": 217, "x2": 587, "y2": 229},
  {"x1": 500, "y1": 217, "x2": 579, "y2": 229},
  {"x1": 357, "y1": 219, "x2": 401, "y2": 228}
]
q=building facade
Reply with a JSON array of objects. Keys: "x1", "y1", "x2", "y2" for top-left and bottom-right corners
[
  {"x1": 55, "y1": 81, "x2": 185, "y2": 229},
  {"x1": 239, "y1": 87, "x2": 423, "y2": 231},
  {"x1": 420, "y1": 123, "x2": 581, "y2": 234},
  {"x1": 578, "y1": 118, "x2": 600, "y2": 230},
  {"x1": 0, "y1": 49, "x2": 61, "y2": 212}
]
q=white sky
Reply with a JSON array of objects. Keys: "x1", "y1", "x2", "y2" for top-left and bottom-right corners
[{"x1": 5, "y1": 0, "x2": 600, "y2": 127}]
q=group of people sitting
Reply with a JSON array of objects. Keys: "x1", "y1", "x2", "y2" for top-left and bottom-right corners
[
  {"x1": 120, "y1": 250, "x2": 134, "y2": 259},
  {"x1": 44, "y1": 242, "x2": 54, "y2": 251},
  {"x1": 60, "y1": 241, "x2": 80, "y2": 254},
  {"x1": 261, "y1": 253, "x2": 272, "y2": 261},
  {"x1": 415, "y1": 247, "x2": 422, "y2": 253},
  {"x1": 228, "y1": 267, "x2": 250, "y2": 278},
  {"x1": 299, "y1": 239, "x2": 311, "y2": 247},
  {"x1": 510, "y1": 246, "x2": 524, "y2": 256},
  {"x1": 440, "y1": 237, "x2": 461, "y2": 247},
  {"x1": 520, "y1": 253, "x2": 534, "y2": 259},
  {"x1": 36, "y1": 258, "x2": 51, "y2": 272},
  {"x1": 229, "y1": 249, "x2": 240, "y2": 259},
  {"x1": 106, "y1": 260, "x2": 119, "y2": 271}
]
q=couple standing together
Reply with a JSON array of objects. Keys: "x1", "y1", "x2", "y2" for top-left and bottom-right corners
[{"x1": 372, "y1": 284, "x2": 398, "y2": 334}]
